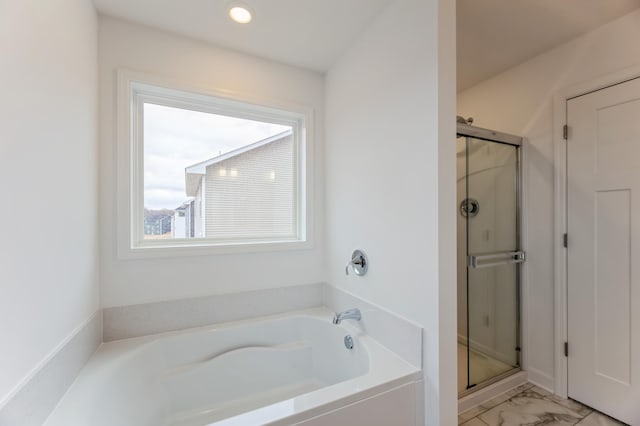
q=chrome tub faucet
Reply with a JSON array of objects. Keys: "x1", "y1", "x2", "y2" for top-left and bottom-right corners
[{"x1": 332, "y1": 308, "x2": 362, "y2": 325}]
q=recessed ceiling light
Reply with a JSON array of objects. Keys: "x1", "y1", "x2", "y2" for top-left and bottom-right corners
[{"x1": 229, "y1": 5, "x2": 252, "y2": 24}]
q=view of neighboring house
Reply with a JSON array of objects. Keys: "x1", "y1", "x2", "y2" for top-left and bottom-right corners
[
  {"x1": 143, "y1": 209, "x2": 172, "y2": 236},
  {"x1": 171, "y1": 202, "x2": 187, "y2": 238},
  {"x1": 178, "y1": 129, "x2": 295, "y2": 240},
  {"x1": 171, "y1": 199, "x2": 201, "y2": 239}
]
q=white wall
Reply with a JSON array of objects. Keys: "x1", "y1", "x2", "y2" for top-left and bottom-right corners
[
  {"x1": 0, "y1": 0, "x2": 99, "y2": 405},
  {"x1": 457, "y1": 9, "x2": 640, "y2": 390},
  {"x1": 98, "y1": 17, "x2": 325, "y2": 307},
  {"x1": 325, "y1": 0, "x2": 456, "y2": 423}
]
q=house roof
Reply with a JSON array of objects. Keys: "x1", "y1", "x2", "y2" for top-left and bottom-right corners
[
  {"x1": 174, "y1": 199, "x2": 193, "y2": 211},
  {"x1": 184, "y1": 129, "x2": 293, "y2": 197}
]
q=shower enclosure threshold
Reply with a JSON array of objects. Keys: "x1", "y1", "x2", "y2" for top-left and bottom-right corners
[
  {"x1": 459, "y1": 366, "x2": 521, "y2": 399},
  {"x1": 458, "y1": 370, "x2": 528, "y2": 414}
]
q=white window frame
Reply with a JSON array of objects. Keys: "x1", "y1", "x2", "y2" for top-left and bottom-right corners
[{"x1": 116, "y1": 70, "x2": 314, "y2": 258}]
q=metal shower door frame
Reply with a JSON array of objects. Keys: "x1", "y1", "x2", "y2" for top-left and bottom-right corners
[{"x1": 456, "y1": 121, "x2": 524, "y2": 396}]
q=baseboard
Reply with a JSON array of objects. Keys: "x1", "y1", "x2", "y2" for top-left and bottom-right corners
[
  {"x1": 526, "y1": 367, "x2": 555, "y2": 394},
  {"x1": 0, "y1": 312, "x2": 102, "y2": 426}
]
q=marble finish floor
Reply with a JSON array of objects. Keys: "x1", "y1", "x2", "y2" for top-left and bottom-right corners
[
  {"x1": 458, "y1": 343, "x2": 515, "y2": 393},
  {"x1": 459, "y1": 383, "x2": 628, "y2": 426}
]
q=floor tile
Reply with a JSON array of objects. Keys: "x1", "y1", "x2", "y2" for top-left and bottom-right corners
[
  {"x1": 459, "y1": 405, "x2": 489, "y2": 424},
  {"x1": 459, "y1": 383, "x2": 533, "y2": 424},
  {"x1": 478, "y1": 389, "x2": 585, "y2": 426},
  {"x1": 504, "y1": 382, "x2": 535, "y2": 397},
  {"x1": 459, "y1": 382, "x2": 629, "y2": 426},
  {"x1": 529, "y1": 385, "x2": 553, "y2": 397},
  {"x1": 461, "y1": 418, "x2": 490, "y2": 426},
  {"x1": 575, "y1": 411, "x2": 627, "y2": 426},
  {"x1": 545, "y1": 396, "x2": 593, "y2": 418},
  {"x1": 478, "y1": 393, "x2": 511, "y2": 411}
]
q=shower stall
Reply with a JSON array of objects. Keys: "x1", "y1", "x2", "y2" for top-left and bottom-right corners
[{"x1": 456, "y1": 117, "x2": 524, "y2": 396}]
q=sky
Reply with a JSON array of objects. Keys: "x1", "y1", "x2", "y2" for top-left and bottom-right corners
[{"x1": 143, "y1": 103, "x2": 290, "y2": 210}]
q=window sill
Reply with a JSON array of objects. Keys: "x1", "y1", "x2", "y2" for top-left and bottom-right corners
[{"x1": 117, "y1": 238, "x2": 313, "y2": 260}]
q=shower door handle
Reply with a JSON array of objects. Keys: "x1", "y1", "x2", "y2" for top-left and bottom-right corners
[{"x1": 468, "y1": 251, "x2": 526, "y2": 269}]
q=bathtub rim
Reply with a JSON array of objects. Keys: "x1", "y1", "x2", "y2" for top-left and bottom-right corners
[{"x1": 44, "y1": 307, "x2": 422, "y2": 426}]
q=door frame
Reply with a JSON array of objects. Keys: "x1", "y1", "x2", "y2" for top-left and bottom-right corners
[{"x1": 552, "y1": 64, "x2": 640, "y2": 398}]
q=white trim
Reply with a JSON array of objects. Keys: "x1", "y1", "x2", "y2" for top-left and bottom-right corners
[
  {"x1": 527, "y1": 367, "x2": 555, "y2": 394},
  {"x1": 552, "y1": 63, "x2": 640, "y2": 398},
  {"x1": 552, "y1": 91, "x2": 568, "y2": 399},
  {"x1": 116, "y1": 69, "x2": 315, "y2": 259}
]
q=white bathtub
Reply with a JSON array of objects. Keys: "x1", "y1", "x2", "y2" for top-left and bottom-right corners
[{"x1": 44, "y1": 308, "x2": 421, "y2": 426}]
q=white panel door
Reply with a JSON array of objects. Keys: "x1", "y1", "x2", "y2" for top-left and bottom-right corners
[{"x1": 567, "y1": 77, "x2": 640, "y2": 424}]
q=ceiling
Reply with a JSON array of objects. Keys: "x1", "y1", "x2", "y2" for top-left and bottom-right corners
[
  {"x1": 92, "y1": 0, "x2": 392, "y2": 73},
  {"x1": 93, "y1": 0, "x2": 640, "y2": 88},
  {"x1": 457, "y1": 0, "x2": 640, "y2": 91}
]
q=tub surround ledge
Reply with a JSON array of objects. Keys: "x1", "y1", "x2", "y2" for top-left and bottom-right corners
[
  {"x1": 0, "y1": 312, "x2": 102, "y2": 426},
  {"x1": 102, "y1": 283, "x2": 423, "y2": 370},
  {"x1": 103, "y1": 283, "x2": 324, "y2": 341},
  {"x1": 323, "y1": 285, "x2": 423, "y2": 370}
]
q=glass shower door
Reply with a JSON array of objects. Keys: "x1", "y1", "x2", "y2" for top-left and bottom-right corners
[{"x1": 463, "y1": 137, "x2": 521, "y2": 390}]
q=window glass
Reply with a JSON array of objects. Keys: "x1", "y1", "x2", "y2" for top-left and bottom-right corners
[
  {"x1": 137, "y1": 97, "x2": 300, "y2": 245},
  {"x1": 117, "y1": 74, "x2": 312, "y2": 256}
]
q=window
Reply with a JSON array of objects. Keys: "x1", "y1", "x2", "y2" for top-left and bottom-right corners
[{"x1": 117, "y1": 72, "x2": 312, "y2": 256}]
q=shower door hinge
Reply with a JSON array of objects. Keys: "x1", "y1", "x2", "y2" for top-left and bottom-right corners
[
  {"x1": 564, "y1": 342, "x2": 569, "y2": 357},
  {"x1": 563, "y1": 124, "x2": 569, "y2": 140},
  {"x1": 563, "y1": 233, "x2": 568, "y2": 248}
]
